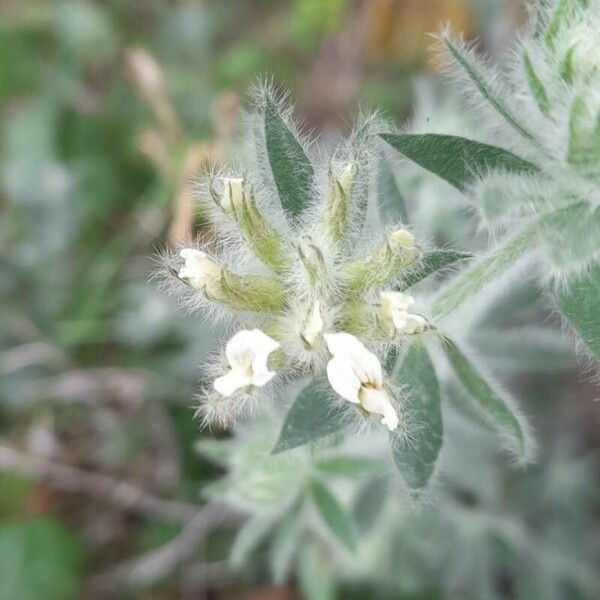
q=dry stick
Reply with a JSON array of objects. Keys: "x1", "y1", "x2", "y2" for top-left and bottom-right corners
[{"x1": 0, "y1": 445, "x2": 198, "y2": 523}]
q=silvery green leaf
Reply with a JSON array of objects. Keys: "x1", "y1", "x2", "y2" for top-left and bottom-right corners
[
  {"x1": 315, "y1": 455, "x2": 381, "y2": 478},
  {"x1": 297, "y1": 543, "x2": 337, "y2": 600},
  {"x1": 398, "y1": 249, "x2": 471, "y2": 291},
  {"x1": 264, "y1": 97, "x2": 314, "y2": 217},
  {"x1": 272, "y1": 379, "x2": 346, "y2": 454},
  {"x1": 229, "y1": 515, "x2": 274, "y2": 569},
  {"x1": 376, "y1": 153, "x2": 408, "y2": 224},
  {"x1": 352, "y1": 475, "x2": 387, "y2": 533},
  {"x1": 380, "y1": 133, "x2": 538, "y2": 192},
  {"x1": 269, "y1": 500, "x2": 303, "y2": 584},
  {"x1": 388, "y1": 345, "x2": 443, "y2": 491},
  {"x1": 310, "y1": 479, "x2": 357, "y2": 551},
  {"x1": 442, "y1": 339, "x2": 533, "y2": 463},
  {"x1": 555, "y1": 263, "x2": 600, "y2": 359}
]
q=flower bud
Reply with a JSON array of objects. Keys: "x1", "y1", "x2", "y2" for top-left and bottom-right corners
[
  {"x1": 342, "y1": 229, "x2": 418, "y2": 297},
  {"x1": 297, "y1": 236, "x2": 328, "y2": 293},
  {"x1": 215, "y1": 177, "x2": 287, "y2": 273},
  {"x1": 322, "y1": 163, "x2": 358, "y2": 244},
  {"x1": 378, "y1": 292, "x2": 427, "y2": 336},
  {"x1": 300, "y1": 301, "x2": 324, "y2": 348},
  {"x1": 178, "y1": 248, "x2": 285, "y2": 312}
]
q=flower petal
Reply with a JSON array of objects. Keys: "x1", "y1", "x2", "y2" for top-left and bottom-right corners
[
  {"x1": 213, "y1": 369, "x2": 252, "y2": 397},
  {"x1": 324, "y1": 333, "x2": 382, "y2": 388},
  {"x1": 326, "y1": 357, "x2": 361, "y2": 403},
  {"x1": 225, "y1": 329, "x2": 279, "y2": 371},
  {"x1": 360, "y1": 387, "x2": 399, "y2": 431}
]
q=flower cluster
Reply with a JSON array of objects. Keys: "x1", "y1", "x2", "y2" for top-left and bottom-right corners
[{"x1": 163, "y1": 100, "x2": 432, "y2": 431}]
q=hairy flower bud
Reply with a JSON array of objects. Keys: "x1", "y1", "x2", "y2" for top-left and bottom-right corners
[
  {"x1": 178, "y1": 248, "x2": 285, "y2": 312},
  {"x1": 322, "y1": 163, "x2": 358, "y2": 244},
  {"x1": 297, "y1": 236, "x2": 327, "y2": 293},
  {"x1": 342, "y1": 229, "x2": 418, "y2": 296},
  {"x1": 215, "y1": 178, "x2": 287, "y2": 273},
  {"x1": 300, "y1": 301, "x2": 324, "y2": 348}
]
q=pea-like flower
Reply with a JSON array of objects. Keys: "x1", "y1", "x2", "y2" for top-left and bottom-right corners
[
  {"x1": 213, "y1": 329, "x2": 281, "y2": 397},
  {"x1": 379, "y1": 292, "x2": 427, "y2": 335},
  {"x1": 324, "y1": 333, "x2": 399, "y2": 431}
]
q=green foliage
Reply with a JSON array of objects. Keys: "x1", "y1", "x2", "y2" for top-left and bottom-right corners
[
  {"x1": 398, "y1": 249, "x2": 471, "y2": 291},
  {"x1": 381, "y1": 133, "x2": 539, "y2": 191},
  {"x1": 0, "y1": 518, "x2": 84, "y2": 600},
  {"x1": 229, "y1": 514, "x2": 274, "y2": 569},
  {"x1": 376, "y1": 153, "x2": 409, "y2": 223},
  {"x1": 442, "y1": 339, "x2": 532, "y2": 462},
  {"x1": 555, "y1": 263, "x2": 600, "y2": 358},
  {"x1": 272, "y1": 379, "x2": 346, "y2": 454},
  {"x1": 523, "y1": 50, "x2": 550, "y2": 116},
  {"x1": 269, "y1": 500, "x2": 303, "y2": 583},
  {"x1": 388, "y1": 345, "x2": 443, "y2": 491},
  {"x1": 315, "y1": 455, "x2": 380, "y2": 478},
  {"x1": 264, "y1": 97, "x2": 314, "y2": 217},
  {"x1": 297, "y1": 543, "x2": 336, "y2": 600},
  {"x1": 309, "y1": 479, "x2": 357, "y2": 551}
]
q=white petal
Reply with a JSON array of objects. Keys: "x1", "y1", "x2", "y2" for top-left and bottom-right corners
[
  {"x1": 178, "y1": 248, "x2": 220, "y2": 286},
  {"x1": 213, "y1": 369, "x2": 252, "y2": 397},
  {"x1": 326, "y1": 357, "x2": 362, "y2": 404},
  {"x1": 302, "y1": 301, "x2": 324, "y2": 347},
  {"x1": 324, "y1": 333, "x2": 382, "y2": 388},
  {"x1": 380, "y1": 291, "x2": 414, "y2": 313},
  {"x1": 221, "y1": 177, "x2": 245, "y2": 212},
  {"x1": 225, "y1": 329, "x2": 279, "y2": 369},
  {"x1": 398, "y1": 314, "x2": 427, "y2": 334},
  {"x1": 359, "y1": 387, "x2": 399, "y2": 431}
]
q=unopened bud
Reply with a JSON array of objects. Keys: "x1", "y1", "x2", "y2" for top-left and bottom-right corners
[
  {"x1": 178, "y1": 248, "x2": 285, "y2": 312},
  {"x1": 322, "y1": 163, "x2": 358, "y2": 244},
  {"x1": 298, "y1": 236, "x2": 327, "y2": 293},
  {"x1": 300, "y1": 301, "x2": 324, "y2": 348},
  {"x1": 342, "y1": 229, "x2": 418, "y2": 297}
]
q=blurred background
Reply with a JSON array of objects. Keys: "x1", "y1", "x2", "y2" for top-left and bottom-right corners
[{"x1": 0, "y1": 1, "x2": 598, "y2": 599}]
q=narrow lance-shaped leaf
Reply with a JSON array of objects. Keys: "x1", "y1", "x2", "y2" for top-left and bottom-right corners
[
  {"x1": 431, "y1": 226, "x2": 534, "y2": 318},
  {"x1": 264, "y1": 97, "x2": 314, "y2": 217},
  {"x1": 443, "y1": 37, "x2": 542, "y2": 149},
  {"x1": 272, "y1": 378, "x2": 346, "y2": 454},
  {"x1": 442, "y1": 338, "x2": 533, "y2": 463},
  {"x1": 388, "y1": 345, "x2": 443, "y2": 491},
  {"x1": 315, "y1": 455, "x2": 381, "y2": 478},
  {"x1": 376, "y1": 152, "x2": 408, "y2": 224},
  {"x1": 229, "y1": 515, "x2": 274, "y2": 568},
  {"x1": 297, "y1": 542, "x2": 337, "y2": 600},
  {"x1": 523, "y1": 50, "x2": 550, "y2": 116},
  {"x1": 398, "y1": 249, "x2": 471, "y2": 291},
  {"x1": 269, "y1": 500, "x2": 303, "y2": 584},
  {"x1": 380, "y1": 133, "x2": 539, "y2": 192},
  {"x1": 554, "y1": 263, "x2": 600, "y2": 360},
  {"x1": 309, "y1": 479, "x2": 357, "y2": 551}
]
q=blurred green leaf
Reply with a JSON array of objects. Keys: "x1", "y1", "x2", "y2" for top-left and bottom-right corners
[
  {"x1": 442, "y1": 339, "x2": 533, "y2": 462},
  {"x1": 398, "y1": 249, "x2": 471, "y2": 291},
  {"x1": 310, "y1": 479, "x2": 357, "y2": 551},
  {"x1": 297, "y1": 542, "x2": 337, "y2": 600},
  {"x1": 555, "y1": 263, "x2": 600, "y2": 359},
  {"x1": 0, "y1": 518, "x2": 84, "y2": 600},
  {"x1": 265, "y1": 97, "x2": 314, "y2": 217},
  {"x1": 315, "y1": 455, "x2": 380, "y2": 478},
  {"x1": 269, "y1": 500, "x2": 303, "y2": 584},
  {"x1": 229, "y1": 514, "x2": 274, "y2": 569},
  {"x1": 389, "y1": 345, "x2": 443, "y2": 491},
  {"x1": 381, "y1": 133, "x2": 538, "y2": 192},
  {"x1": 272, "y1": 379, "x2": 346, "y2": 454},
  {"x1": 377, "y1": 152, "x2": 409, "y2": 224},
  {"x1": 352, "y1": 475, "x2": 387, "y2": 533}
]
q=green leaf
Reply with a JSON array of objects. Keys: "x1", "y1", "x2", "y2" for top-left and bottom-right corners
[
  {"x1": 398, "y1": 249, "x2": 471, "y2": 291},
  {"x1": 352, "y1": 475, "x2": 387, "y2": 532},
  {"x1": 297, "y1": 542, "x2": 337, "y2": 600},
  {"x1": 193, "y1": 438, "x2": 234, "y2": 467},
  {"x1": 376, "y1": 153, "x2": 408, "y2": 223},
  {"x1": 523, "y1": 51, "x2": 550, "y2": 116},
  {"x1": 272, "y1": 379, "x2": 346, "y2": 454},
  {"x1": 309, "y1": 479, "x2": 357, "y2": 551},
  {"x1": 442, "y1": 37, "x2": 541, "y2": 148},
  {"x1": 230, "y1": 514, "x2": 274, "y2": 568},
  {"x1": 555, "y1": 263, "x2": 600, "y2": 359},
  {"x1": 0, "y1": 518, "x2": 84, "y2": 600},
  {"x1": 431, "y1": 226, "x2": 534, "y2": 318},
  {"x1": 264, "y1": 97, "x2": 314, "y2": 217},
  {"x1": 315, "y1": 455, "x2": 381, "y2": 478},
  {"x1": 388, "y1": 345, "x2": 443, "y2": 491},
  {"x1": 442, "y1": 339, "x2": 533, "y2": 462},
  {"x1": 269, "y1": 500, "x2": 303, "y2": 584},
  {"x1": 380, "y1": 133, "x2": 538, "y2": 192}
]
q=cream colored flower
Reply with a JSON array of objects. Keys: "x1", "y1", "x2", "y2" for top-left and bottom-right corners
[
  {"x1": 213, "y1": 329, "x2": 280, "y2": 397},
  {"x1": 178, "y1": 248, "x2": 221, "y2": 288},
  {"x1": 301, "y1": 301, "x2": 324, "y2": 347},
  {"x1": 324, "y1": 333, "x2": 399, "y2": 431},
  {"x1": 379, "y1": 291, "x2": 426, "y2": 334}
]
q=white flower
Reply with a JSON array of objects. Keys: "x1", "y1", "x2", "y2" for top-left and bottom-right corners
[
  {"x1": 324, "y1": 333, "x2": 399, "y2": 431},
  {"x1": 221, "y1": 177, "x2": 245, "y2": 213},
  {"x1": 178, "y1": 248, "x2": 221, "y2": 288},
  {"x1": 301, "y1": 301, "x2": 324, "y2": 347},
  {"x1": 379, "y1": 291, "x2": 426, "y2": 334},
  {"x1": 213, "y1": 329, "x2": 280, "y2": 397}
]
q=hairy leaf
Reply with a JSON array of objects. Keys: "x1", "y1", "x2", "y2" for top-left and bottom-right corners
[
  {"x1": 272, "y1": 379, "x2": 346, "y2": 454},
  {"x1": 381, "y1": 133, "x2": 538, "y2": 192},
  {"x1": 398, "y1": 249, "x2": 471, "y2": 291},
  {"x1": 388, "y1": 345, "x2": 443, "y2": 491},
  {"x1": 555, "y1": 263, "x2": 600, "y2": 359},
  {"x1": 523, "y1": 51, "x2": 550, "y2": 116},
  {"x1": 309, "y1": 479, "x2": 357, "y2": 551},
  {"x1": 442, "y1": 339, "x2": 532, "y2": 462},
  {"x1": 230, "y1": 514, "x2": 274, "y2": 568},
  {"x1": 269, "y1": 500, "x2": 303, "y2": 583},
  {"x1": 264, "y1": 97, "x2": 314, "y2": 217},
  {"x1": 443, "y1": 37, "x2": 540, "y2": 147},
  {"x1": 431, "y1": 227, "x2": 534, "y2": 318},
  {"x1": 315, "y1": 455, "x2": 381, "y2": 478}
]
